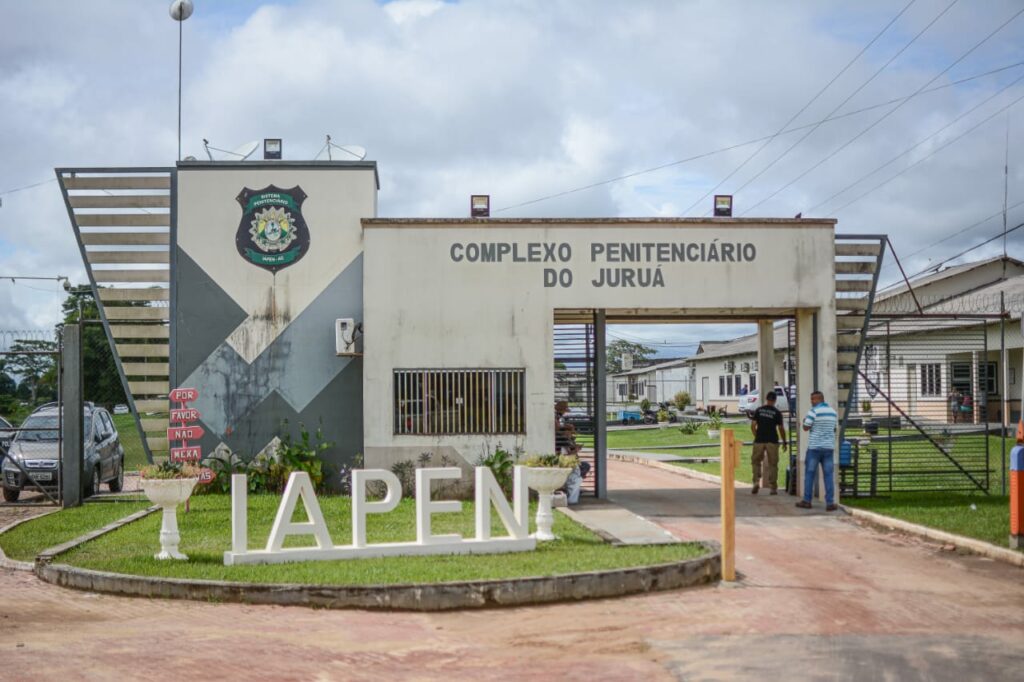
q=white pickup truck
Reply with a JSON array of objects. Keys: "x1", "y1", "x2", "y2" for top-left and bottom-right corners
[{"x1": 737, "y1": 386, "x2": 792, "y2": 417}]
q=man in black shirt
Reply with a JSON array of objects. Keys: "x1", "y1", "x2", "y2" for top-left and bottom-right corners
[{"x1": 749, "y1": 391, "x2": 787, "y2": 494}]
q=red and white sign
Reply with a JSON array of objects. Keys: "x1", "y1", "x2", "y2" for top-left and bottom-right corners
[
  {"x1": 197, "y1": 468, "x2": 215, "y2": 484},
  {"x1": 169, "y1": 446, "x2": 202, "y2": 463},
  {"x1": 170, "y1": 407, "x2": 201, "y2": 423},
  {"x1": 169, "y1": 387, "x2": 199, "y2": 403},
  {"x1": 167, "y1": 425, "x2": 205, "y2": 441}
]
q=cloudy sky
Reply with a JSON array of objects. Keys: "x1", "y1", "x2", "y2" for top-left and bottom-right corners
[{"x1": 1, "y1": 0, "x2": 1022, "y2": 355}]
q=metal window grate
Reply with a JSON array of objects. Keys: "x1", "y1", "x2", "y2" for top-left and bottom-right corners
[{"x1": 393, "y1": 368, "x2": 526, "y2": 435}]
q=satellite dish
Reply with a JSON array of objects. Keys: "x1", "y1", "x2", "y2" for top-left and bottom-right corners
[{"x1": 231, "y1": 141, "x2": 260, "y2": 161}]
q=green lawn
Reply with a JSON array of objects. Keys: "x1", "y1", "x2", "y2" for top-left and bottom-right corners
[
  {"x1": 30, "y1": 494, "x2": 707, "y2": 585},
  {"x1": 113, "y1": 413, "x2": 148, "y2": 470},
  {"x1": 0, "y1": 500, "x2": 150, "y2": 562},
  {"x1": 843, "y1": 492, "x2": 1019, "y2": 550}
]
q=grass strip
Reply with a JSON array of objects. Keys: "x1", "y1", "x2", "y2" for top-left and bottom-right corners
[
  {"x1": 0, "y1": 500, "x2": 150, "y2": 562},
  {"x1": 54, "y1": 495, "x2": 705, "y2": 585}
]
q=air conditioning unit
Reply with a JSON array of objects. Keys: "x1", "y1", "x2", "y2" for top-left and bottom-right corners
[
  {"x1": 752, "y1": 360, "x2": 759, "y2": 371},
  {"x1": 335, "y1": 318, "x2": 361, "y2": 356},
  {"x1": 740, "y1": 362, "x2": 750, "y2": 373},
  {"x1": 622, "y1": 353, "x2": 634, "y2": 371},
  {"x1": 723, "y1": 360, "x2": 735, "y2": 372}
]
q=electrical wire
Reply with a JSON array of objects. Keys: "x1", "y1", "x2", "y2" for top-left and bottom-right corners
[
  {"x1": 719, "y1": 0, "x2": 958, "y2": 215},
  {"x1": 0, "y1": 178, "x2": 57, "y2": 197},
  {"x1": 826, "y1": 87, "x2": 1024, "y2": 215},
  {"x1": 493, "y1": 60, "x2": 1024, "y2": 213},
  {"x1": 740, "y1": 3, "x2": 1024, "y2": 216},
  {"x1": 679, "y1": 0, "x2": 918, "y2": 216},
  {"x1": 809, "y1": 73, "x2": 1024, "y2": 214}
]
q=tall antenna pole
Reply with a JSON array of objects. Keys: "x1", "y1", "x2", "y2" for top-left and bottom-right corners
[
  {"x1": 1004, "y1": 114, "x2": 1010, "y2": 263},
  {"x1": 170, "y1": 1, "x2": 194, "y2": 161}
]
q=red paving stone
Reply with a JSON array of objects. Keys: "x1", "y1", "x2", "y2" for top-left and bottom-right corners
[{"x1": 1, "y1": 460, "x2": 1022, "y2": 680}]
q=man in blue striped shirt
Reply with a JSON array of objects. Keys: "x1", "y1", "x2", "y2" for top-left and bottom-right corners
[{"x1": 796, "y1": 390, "x2": 838, "y2": 511}]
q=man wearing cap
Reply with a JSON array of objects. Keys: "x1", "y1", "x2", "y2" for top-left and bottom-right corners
[
  {"x1": 796, "y1": 390, "x2": 838, "y2": 511},
  {"x1": 749, "y1": 391, "x2": 787, "y2": 494}
]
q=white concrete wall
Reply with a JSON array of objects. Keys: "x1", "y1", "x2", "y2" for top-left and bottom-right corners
[{"x1": 362, "y1": 220, "x2": 836, "y2": 466}]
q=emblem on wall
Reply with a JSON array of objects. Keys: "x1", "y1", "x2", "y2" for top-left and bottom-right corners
[{"x1": 235, "y1": 185, "x2": 310, "y2": 273}]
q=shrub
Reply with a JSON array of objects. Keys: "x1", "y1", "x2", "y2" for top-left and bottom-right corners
[
  {"x1": 657, "y1": 409, "x2": 669, "y2": 422},
  {"x1": 478, "y1": 447, "x2": 516, "y2": 497},
  {"x1": 140, "y1": 461, "x2": 201, "y2": 480},
  {"x1": 678, "y1": 420, "x2": 702, "y2": 435},
  {"x1": 674, "y1": 391, "x2": 692, "y2": 410},
  {"x1": 640, "y1": 398, "x2": 651, "y2": 412}
]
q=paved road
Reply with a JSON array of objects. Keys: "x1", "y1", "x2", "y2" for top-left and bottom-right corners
[{"x1": 1, "y1": 460, "x2": 1022, "y2": 681}]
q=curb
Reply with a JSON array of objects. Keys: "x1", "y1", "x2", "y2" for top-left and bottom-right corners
[
  {"x1": 0, "y1": 507, "x2": 62, "y2": 571},
  {"x1": 609, "y1": 451, "x2": 748, "y2": 487},
  {"x1": 34, "y1": 506, "x2": 158, "y2": 565},
  {"x1": 36, "y1": 546, "x2": 721, "y2": 611},
  {"x1": 841, "y1": 504, "x2": 1024, "y2": 569}
]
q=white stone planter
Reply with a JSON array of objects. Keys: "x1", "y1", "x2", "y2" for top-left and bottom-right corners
[
  {"x1": 141, "y1": 477, "x2": 199, "y2": 560},
  {"x1": 707, "y1": 429, "x2": 720, "y2": 438},
  {"x1": 526, "y1": 467, "x2": 572, "y2": 541}
]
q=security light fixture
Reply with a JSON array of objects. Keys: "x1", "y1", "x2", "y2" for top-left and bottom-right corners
[
  {"x1": 471, "y1": 195, "x2": 490, "y2": 218},
  {"x1": 263, "y1": 138, "x2": 282, "y2": 160},
  {"x1": 714, "y1": 195, "x2": 733, "y2": 217}
]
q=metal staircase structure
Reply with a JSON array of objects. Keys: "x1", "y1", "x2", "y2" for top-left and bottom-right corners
[
  {"x1": 57, "y1": 167, "x2": 174, "y2": 464},
  {"x1": 834, "y1": 235, "x2": 887, "y2": 444}
]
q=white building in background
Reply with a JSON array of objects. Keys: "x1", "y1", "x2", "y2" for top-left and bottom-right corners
[
  {"x1": 686, "y1": 326, "x2": 791, "y2": 410},
  {"x1": 607, "y1": 358, "x2": 695, "y2": 405}
]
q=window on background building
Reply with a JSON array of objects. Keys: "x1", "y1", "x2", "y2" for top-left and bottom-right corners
[
  {"x1": 920, "y1": 363, "x2": 942, "y2": 397},
  {"x1": 981, "y1": 361, "x2": 998, "y2": 395},
  {"x1": 749, "y1": 374, "x2": 757, "y2": 391},
  {"x1": 719, "y1": 376, "x2": 725, "y2": 395},
  {"x1": 734, "y1": 374, "x2": 742, "y2": 394},
  {"x1": 393, "y1": 368, "x2": 525, "y2": 435},
  {"x1": 950, "y1": 362, "x2": 971, "y2": 395},
  {"x1": 726, "y1": 375, "x2": 734, "y2": 396}
]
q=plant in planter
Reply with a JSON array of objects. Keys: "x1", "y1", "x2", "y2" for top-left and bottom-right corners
[
  {"x1": 522, "y1": 453, "x2": 579, "y2": 541},
  {"x1": 140, "y1": 461, "x2": 201, "y2": 561},
  {"x1": 706, "y1": 413, "x2": 723, "y2": 438}
]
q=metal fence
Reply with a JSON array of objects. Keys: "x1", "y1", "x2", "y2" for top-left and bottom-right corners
[
  {"x1": 840, "y1": 315, "x2": 1008, "y2": 495},
  {"x1": 554, "y1": 323, "x2": 597, "y2": 496},
  {"x1": 0, "y1": 330, "x2": 63, "y2": 506}
]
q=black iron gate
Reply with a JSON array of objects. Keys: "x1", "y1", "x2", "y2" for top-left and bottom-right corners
[
  {"x1": 841, "y1": 316, "x2": 1003, "y2": 495},
  {"x1": 554, "y1": 322, "x2": 597, "y2": 497}
]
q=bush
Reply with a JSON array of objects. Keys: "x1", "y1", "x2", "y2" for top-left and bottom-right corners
[
  {"x1": 673, "y1": 391, "x2": 692, "y2": 410},
  {"x1": 198, "y1": 421, "x2": 333, "y2": 495},
  {"x1": 478, "y1": 447, "x2": 516, "y2": 497},
  {"x1": 640, "y1": 398, "x2": 651, "y2": 412},
  {"x1": 657, "y1": 409, "x2": 669, "y2": 422},
  {"x1": 523, "y1": 453, "x2": 579, "y2": 469},
  {"x1": 678, "y1": 420, "x2": 702, "y2": 435}
]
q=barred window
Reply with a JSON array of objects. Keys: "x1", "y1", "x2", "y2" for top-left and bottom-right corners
[
  {"x1": 394, "y1": 369, "x2": 525, "y2": 435},
  {"x1": 920, "y1": 363, "x2": 942, "y2": 397}
]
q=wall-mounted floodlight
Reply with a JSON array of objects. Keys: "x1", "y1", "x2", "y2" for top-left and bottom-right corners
[
  {"x1": 471, "y1": 195, "x2": 490, "y2": 218},
  {"x1": 714, "y1": 195, "x2": 733, "y2": 217},
  {"x1": 263, "y1": 138, "x2": 282, "y2": 160}
]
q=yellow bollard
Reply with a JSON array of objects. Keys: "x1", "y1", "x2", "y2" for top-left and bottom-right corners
[{"x1": 720, "y1": 428, "x2": 739, "y2": 581}]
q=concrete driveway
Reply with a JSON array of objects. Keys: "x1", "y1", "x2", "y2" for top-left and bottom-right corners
[{"x1": 1, "y1": 459, "x2": 1022, "y2": 681}]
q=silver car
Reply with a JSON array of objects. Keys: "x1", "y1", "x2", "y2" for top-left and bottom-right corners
[{"x1": 1, "y1": 404, "x2": 125, "y2": 502}]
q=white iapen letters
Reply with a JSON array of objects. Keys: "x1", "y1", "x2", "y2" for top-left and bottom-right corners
[{"x1": 223, "y1": 466, "x2": 535, "y2": 566}]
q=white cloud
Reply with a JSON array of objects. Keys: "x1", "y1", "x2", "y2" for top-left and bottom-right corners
[{"x1": 1, "y1": 0, "x2": 1023, "y2": 336}]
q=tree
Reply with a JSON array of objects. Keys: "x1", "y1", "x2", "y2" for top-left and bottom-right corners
[
  {"x1": 606, "y1": 339, "x2": 656, "y2": 374},
  {"x1": 0, "y1": 359, "x2": 16, "y2": 397},
  {"x1": 60, "y1": 286, "x2": 128, "y2": 408},
  {"x1": 5, "y1": 339, "x2": 58, "y2": 403}
]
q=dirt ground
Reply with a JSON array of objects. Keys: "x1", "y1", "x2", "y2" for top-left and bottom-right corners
[{"x1": 1, "y1": 460, "x2": 1022, "y2": 681}]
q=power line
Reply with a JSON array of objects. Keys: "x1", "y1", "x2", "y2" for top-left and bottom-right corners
[
  {"x1": 725, "y1": 0, "x2": 958, "y2": 215},
  {"x1": 679, "y1": 0, "x2": 918, "y2": 216},
  {"x1": 808, "y1": 72, "x2": 1024, "y2": 214},
  {"x1": 879, "y1": 218, "x2": 1024, "y2": 291},
  {"x1": 828, "y1": 88, "x2": 1024, "y2": 215},
  {"x1": 740, "y1": 3, "x2": 1024, "y2": 216},
  {"x1": 0, "y1": 178, "x2": 57, "y2": 197},
  {"x1": 493, "y1": 60, "x2": 1024, "y2": 213}
]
